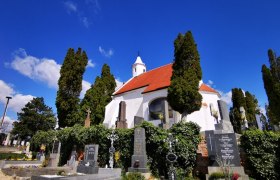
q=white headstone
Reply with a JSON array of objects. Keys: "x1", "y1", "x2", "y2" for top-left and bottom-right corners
[{"x1": 26, "y1": 142, "x2": 30, "y2": 153}]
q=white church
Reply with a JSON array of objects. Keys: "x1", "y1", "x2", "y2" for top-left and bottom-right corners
[{"x1": 103, "y1": 56, "x2": 221, "y2": 132}]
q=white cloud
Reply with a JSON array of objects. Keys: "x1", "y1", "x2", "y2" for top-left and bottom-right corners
[
  {"x1": 10, "y1": 49, "x2": 61, "y2": 88},
  {"x1": 81, "y1": 80, "x2": 91, "y2": 98},
  {"x1": 64, "y1": 1, "x2": 92, "y2": 28},
  {"x1": 207, "y1": 80, "x2": 214, "y2": 87},
  {"x1": 115, "y1": 78, "x2": 123, "y2": 91},
  {"x1": 259, "y1": 106, "x2": 266, "y2": 115},
  {"x1": 98, "y1": 46, "x2": 114, "y2": 58},
  {"x1": 218, "y1": 90, "x2": 232, "y2": 106},
  {"x1": 81, "y1": 17, "x2": 90, "y2": 28},
  {"x1": 0, "y1": 116, "x2": 15, "y2": 133},
  {"x1": 64, "y1": 1, "x2": 77, "y2": 13},
  {"x1": 0, "y1": 80, "x2": 34, "y2": 113},
  {"x1": 87, "y1": 59, "x2": 95, "y2": 68},
  {"x1": 8, "y1": 48, "x2": 92, "y2": 98}
]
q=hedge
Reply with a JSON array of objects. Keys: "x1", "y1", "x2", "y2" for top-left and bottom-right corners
[
  {"x1": 241, "y1": 129, "x2": 280, "y2": 180},
  {"x1": 30, "y1": 121, "x2": 200, "y2": 178}
]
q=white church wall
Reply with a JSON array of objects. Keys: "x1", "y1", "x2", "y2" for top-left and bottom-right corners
[
  {"x1": 104, "y1": 87, "x2": 221, "y2": 132},
  {"x1": 186, "y1": 92, "x2": 220, "y2": 131},
  {"x1": 104, "y1": 87, "x2": 146, "y2": 128}
]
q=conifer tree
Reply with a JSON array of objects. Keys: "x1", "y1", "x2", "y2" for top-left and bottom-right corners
[
  {"x1": 229, "y1": 88, "x2": 245, "y2": 133},
  {"x1": 80, "y1": 64, "x2": 116, "y2": 124},
  {"x1": 244, "y1": 91, "x2": 258, "y2": 127},
  {"x1": 12, "y1": 97, "x2": 56, "y2": 139},
  {"x1": 56, "y1": 48, "x2": 88, "y2": 128},
  {"x1": 230, "y1": 88, "x2": 259, "y2": 132},
  {"x1": 167, "y1": 31, "x2": 202, "y2": 120},
  {"x1": 262, "y1": 49, "x2": 280, "y2": 125}
]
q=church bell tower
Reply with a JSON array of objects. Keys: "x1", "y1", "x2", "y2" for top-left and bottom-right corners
[{"x1": 132, "y1": 55, "x2": 146, "y2": 77}]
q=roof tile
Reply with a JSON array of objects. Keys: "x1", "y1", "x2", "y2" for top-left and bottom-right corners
[{"x1": 114, "y1": 63, "x2": 218, "y2": 95}]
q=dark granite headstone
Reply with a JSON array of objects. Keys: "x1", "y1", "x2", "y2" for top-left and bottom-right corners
[
  {"x1": 205, "y1": 100, "x2": 248, "y2": 179},
  {"x1": 217, "y1": 100, "x2": 230, "y2": 121},
  {"x1": 205, "y1": 131, "x2": 241, "y2": 166},
  {"x1": 77, "y1": 144, "x2": 99, "y2": 174},
  {"x1": 215, "y1": 100, "x2": 234, "y2": 133},
  {"x1": 128, "y1": 127, "x2": 149, "y2": 173},
  {"x1": 116, "y1": 101, "x2": 128, "y2": 129}
]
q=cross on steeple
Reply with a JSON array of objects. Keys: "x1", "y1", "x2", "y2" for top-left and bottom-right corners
[{"x1": 137, "y1": 51, "x2": 140, "y2": 57}]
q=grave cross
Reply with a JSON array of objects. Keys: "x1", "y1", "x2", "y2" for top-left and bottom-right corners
[
  {"x1": 164, "y1": 133, "x2": 178, "y2": 180},
  {"x1": 107, "y1": 130, "x2": 119, "y2": 169},
  {"x1": 86, "y1": 108, "x2": 91, "y2": 119},
  {"x1": 165, "y1": 133, "x2": 178, "y2": 152}
]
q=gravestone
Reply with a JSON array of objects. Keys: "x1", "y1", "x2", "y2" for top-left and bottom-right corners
[
  {"x1": 26, "y1": 142, "x2": 30, "y2": 153},
  {"x1": 84, "y1": 108, "x2": 91, "y2": 128},
  {"x1": 128, "y1": 116, "x2": 149, "y2": 173},
  {"x1": 68, "y1": 145, "x2": 78, "y2": 172},
  {"x1": 205, "y1": 131, "x2": 241, "y2": 167},
  {"x1": 214, "y1": 100, "x2": 234, "y2": 133},
  {"x1": 116, "y1": 101, "x2": 128, "y2": 129},
  {"x1": 205, "y1": 100, "x2": 248, "y2": 179},
  {"x1": 77, "y1": 144, "x2": 99, "y2": 174},
  {"x1": 48, "y1": 140, "x2": 61, "y2": 167}
]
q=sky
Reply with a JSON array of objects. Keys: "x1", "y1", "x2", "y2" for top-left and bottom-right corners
[{"x1": 1, "y1": 0, "x2": 280, "y2": 128}]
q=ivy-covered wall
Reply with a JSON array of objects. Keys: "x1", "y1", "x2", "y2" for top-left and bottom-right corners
[{"x1": 241, "y1": 130, "x2": 280, "y2": 180}]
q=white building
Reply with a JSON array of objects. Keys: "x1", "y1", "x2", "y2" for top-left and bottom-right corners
[{"x1": 104, "y1": 56, "x2": 221, "y2": 132}]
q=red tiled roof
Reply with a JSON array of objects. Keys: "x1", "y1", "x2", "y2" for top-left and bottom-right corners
[
  {"x1": 199, "y1": 83, "x2": 218, "y2": 94},
  {"x1": 114, "y1": 63, "x2": 218, "y2": 95}
]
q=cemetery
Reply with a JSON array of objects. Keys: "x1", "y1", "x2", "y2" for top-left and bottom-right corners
[{"x1": 0, "y1": 26, "x2": 280, "y2": 180}]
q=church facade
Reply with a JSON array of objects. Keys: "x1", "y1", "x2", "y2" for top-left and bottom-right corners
[{"x1": 103, "y1": 56, "x2": 221, "y2": 132}]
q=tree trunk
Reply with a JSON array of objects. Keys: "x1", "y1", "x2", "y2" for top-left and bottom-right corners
[{"x1": 181, "y1": 111, "x2": 188, "y2": 122}]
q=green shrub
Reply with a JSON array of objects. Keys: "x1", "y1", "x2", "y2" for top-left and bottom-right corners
[
  {"x1": 122, "y1": 172, "x2": 145, "y2": 180},
  {"x1": 0, "y1": 153, "x2": 27, "y2": 160},
  {"x1": 241, "y1": 130, "x2": 280, "y2": 180},
  {"x1": 208, "y1": 172, "x2": 225, "y2": 180},
  {"x1": 31, "y1": 121, "x2": 200, "y2": 178}
]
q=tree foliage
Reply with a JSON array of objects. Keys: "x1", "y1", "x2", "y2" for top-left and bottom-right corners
[
  {"x1": 262, "y1": 49, "x2": 280, "y2": 125},
  {"x1": 167, "y1": 31, "x2": 202, "y2": 119},
  {"x1": 30, "y1": 130, "x2": 57, "y2": 153},
  {"x1": 32, "y1": 121, "x2": 200, "y2": 178},
  {"x1": 230, "y1": 88, "x2": 259, "y2": 133},
  {"x1": 241, "y1": 130, "x2": 280, "y2": 180},
  {"x1": 80, "y1": 64, "x2": 116, "y2": 125},
  {"x1": 229, "y1": 88, "x2": 245, "y2": 133},
  {"x1": 56, "y1": 48, "x2": 88, "y2": 128},
  {"x1": 244, "y1": 91, "x2": 258, "y2": 127},
  {"x1": 12, "y1": 97, "x2": 56, "y2": 140}
]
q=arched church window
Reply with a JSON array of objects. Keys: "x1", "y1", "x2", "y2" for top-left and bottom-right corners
[
  {"x1": 149, "y1": 98, "x2": 173, "y2": 121},
  {"x1": 135, "y1": 68, "x2": 136, "y2": 72}
]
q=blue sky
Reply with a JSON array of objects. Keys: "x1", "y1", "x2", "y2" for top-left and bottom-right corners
[{"x1": 1, "y1": 0, "x2": 280, "y2": 124}]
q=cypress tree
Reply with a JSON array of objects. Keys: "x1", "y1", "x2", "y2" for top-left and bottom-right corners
[
  {"x1": 262, "y1": 49, "x2": 280, "y2": 125},
  {"x1": 80, "y1": 64, "x2": 116, "y2": 125},
  {"x1": 167, "y1": 31, "x2": 202, "y2": 120},
  {"x1": 101, "y1": 64, "x2": 116, "y2": 104},
  {"x1": 56, "y1": 48, "x2": 88, "y2": 128},
  {"x1": 244, "y1": 91, "x2": 258, "y2": 127},
  {"x1": 230, "y1": 88, "x2": 246, "y2": 133}
]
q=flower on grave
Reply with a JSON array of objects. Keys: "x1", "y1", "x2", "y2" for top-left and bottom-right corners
[{"x1": 115, "y1": 151, "x2": 120, "y2": 161}]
